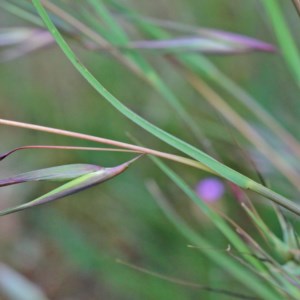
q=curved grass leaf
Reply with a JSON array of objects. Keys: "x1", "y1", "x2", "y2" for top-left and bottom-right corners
[
  {"x1": 111, "y1": 2, "x2": 300, "y2": 163},
  {"x1": 32, "y1": 0, "x2": 300, "y2": 216},
  {"x1": 32, "y1": 1, "x2": 244, "y2": 184},
  {"x1": 0, "y1": 156, "x2": 141, "y2": 216}
]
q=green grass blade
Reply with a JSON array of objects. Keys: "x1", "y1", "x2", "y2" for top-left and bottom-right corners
[
  {"x1": 31, "y1": 0, "x2": 300, "y2": 216},
  {"x1": 111, "y1": 1, "x2": 300, "y2": 160},
  {"x1": 148, "y1": 155, "x2": 265, "y2": 271},
  {"x1": 31, "y1": 1, "x2": 246, "y2": 185},
  {"x1": 149, "y1": 159, "x2": 300, "y2": 298},
  {"x1": 262, "y1": 0, "x2": 300, "y2": 87},
  {"x1": 85, "y1": 0, "x2": 211, "y2": 148},
  {"x1": 146, "y1": 180, "x2": 282, "y2": 300},
  {"x1": 183, "y1": 70, "x2": 300, "y2": 188}
]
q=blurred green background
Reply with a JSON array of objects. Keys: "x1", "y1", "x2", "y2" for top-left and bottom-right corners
[{"x1": 0, "y1": 1, "x2": 299, "y2": 299}]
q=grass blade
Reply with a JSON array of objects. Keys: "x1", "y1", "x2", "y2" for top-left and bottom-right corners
[
  {"x1": 111, "y1": 3, "x2": 300, "y2": 160},
  {"x1": 148, "y1": 155, "x2": 264, "y2": 269},
  {"x1": 85, "y1": 0, "x2": 212, "y2": 150},
  {"x1": 146, "y1": 179, "x2": 282, "y2": 300},
  {"x1": 31, "y1": 0, "x2": 300, "y2": 216},
  {"x1": 182, "y1": 69, "x2": 300, "y2": 189},
  {"x1": 262, "y1": 0, "x2": 300, "y2": 87}
]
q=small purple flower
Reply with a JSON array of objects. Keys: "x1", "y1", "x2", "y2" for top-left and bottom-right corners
[{"x1": 195, "y1": 177, "x2": 225, "y2": 203}]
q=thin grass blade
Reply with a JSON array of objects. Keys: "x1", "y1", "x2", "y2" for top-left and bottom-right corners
[
  {"x1": 85, "y1": 0, "x2": 211, "y2": 149},
  {"x1": 31, "y1": 0, "x2": 300, "y2": 216},
  {"x1": 146, "y1": 179, "x2": 281, "y2": 300},
  {"x1": 242, "y1": 204, "x2": 291, "y2": 261},
  {"x1": 111, "y1": 1, "x2": 300, "y2": 160},
  {"x1": 275, "y1": 207, "x2": 300, "y2": 250},
  {"x1": 262, "y1": 0, "x2": 300, "y2": 87}
]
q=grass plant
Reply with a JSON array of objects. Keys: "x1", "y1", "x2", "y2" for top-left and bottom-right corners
[{"x1": 1, "y1": 1, "x2": 300, "y2": 299}]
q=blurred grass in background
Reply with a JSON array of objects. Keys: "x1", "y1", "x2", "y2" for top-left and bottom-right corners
[{"x1": 0, "y1": 0, "x2": 300, "y2": 299}]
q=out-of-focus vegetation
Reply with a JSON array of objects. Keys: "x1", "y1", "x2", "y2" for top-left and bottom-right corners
[{"x1": 1, "y1": 1, "x2": 300, "y2": 299}]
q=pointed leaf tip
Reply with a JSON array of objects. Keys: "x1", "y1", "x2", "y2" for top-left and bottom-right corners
[{"x1": 0, "y1": 156, "x2": 140, "y2": 216}]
